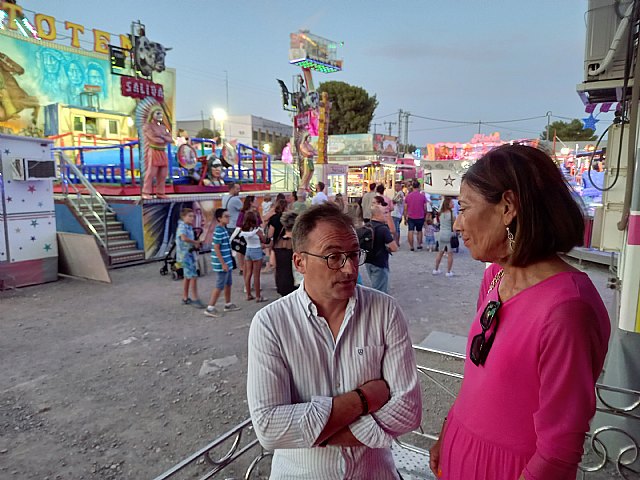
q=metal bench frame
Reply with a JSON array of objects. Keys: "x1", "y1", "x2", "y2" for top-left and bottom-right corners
[{"x1": 152, "y1": 346, "x2": 640, "y2": 480}]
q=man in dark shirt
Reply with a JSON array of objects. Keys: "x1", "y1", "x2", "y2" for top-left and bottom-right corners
[{"x1": 364, "y1": 196, "x2": 398, "y2": 293}]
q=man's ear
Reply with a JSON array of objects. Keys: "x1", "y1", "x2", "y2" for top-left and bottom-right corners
[
  {"x1": 292, "y1": 252, "x2": 306, "y2": 274},
  {"x1": 501, "y1": 190, "x2": 519, "y2": 226}
]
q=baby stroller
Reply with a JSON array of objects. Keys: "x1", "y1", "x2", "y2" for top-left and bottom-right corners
[{"x1": 160, "y1": 227, "x2": 204, "y2": 280}]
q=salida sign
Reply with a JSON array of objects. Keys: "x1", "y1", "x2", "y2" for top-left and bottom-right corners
[{"x1": 121, "y1": 77, "x2": 164, "y2": 102}]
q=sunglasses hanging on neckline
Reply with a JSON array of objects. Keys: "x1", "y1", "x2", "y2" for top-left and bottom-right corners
[{"x1": 469, "y1": 300, "x2": 501, "y2": 366}]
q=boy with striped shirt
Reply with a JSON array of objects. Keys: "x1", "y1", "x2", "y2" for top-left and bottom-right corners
[{"x1": 204, "y1": 208, "x2": 241, "y2": 318}]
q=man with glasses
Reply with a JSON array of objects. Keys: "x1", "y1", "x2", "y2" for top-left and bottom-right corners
[{"x1": 247, "y1": 203, "x2": 421, "y2": 479}]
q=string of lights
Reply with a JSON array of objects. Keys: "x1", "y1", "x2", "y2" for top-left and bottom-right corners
[{"x1": 409, "y1": 112, "x2": 549, "y2": 125}]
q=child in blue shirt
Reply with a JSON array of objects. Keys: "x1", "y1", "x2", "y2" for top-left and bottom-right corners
[
  {"x1": 204, "y1": 208, "x2": 241, "y2": 318},
  {"x1": 176, "y1": 208, "x2": 204, "y2": 307}
]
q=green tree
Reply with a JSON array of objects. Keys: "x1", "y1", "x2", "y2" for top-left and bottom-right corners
[
  {"x1": 399, "y1": 144, "x2": 418, "y2": 155},
  {"x1": 317, "y1": 81, "x2": 378, "y2": 134},
  {"x1": 540, "y1": 119, "x2": 597, "y2": 141},
  {"x1": 272, "y1": 136, "x2": 290, "y2": 157},
  {"x1": 195, "y1": 128, "x2": 221, "y2": 139}
]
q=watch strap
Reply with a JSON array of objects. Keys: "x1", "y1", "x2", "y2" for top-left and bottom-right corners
[{"x1": 355, "y1": 388, "x2": 369, "y2": 415}]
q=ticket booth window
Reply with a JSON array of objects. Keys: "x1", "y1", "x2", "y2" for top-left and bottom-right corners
[
  {"x1": 86, "y1": 118, "x2": 97, "y2": 135},
  {"x1": 73, "y1": 116, "x2": 85, "y2": 132}
]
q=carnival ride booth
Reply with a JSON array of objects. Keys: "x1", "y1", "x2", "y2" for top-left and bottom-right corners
[
  {"x1": 558, "y1": 147, "x2": 606, "y2": 207},
  {"x1": 45, "y1": 104, "x2": 137, "y2": 146},
  {"x1": 0, "y1": 135, "x2": 58, "y2": 288},
  {"x1": 323, "y1": 163, "x2": 348, "y2": 196},
  {"x1": 420, "y1": 134, "x2": 509, "y2": 197},
  {"x1": 345, "y1": 160, "x2": 397, "y2": 199},
  {"x1": 421, "y1": 159, "x2": 465, "y2": 197},
  {"x1": 305, "y1": 134, "x2": 398, "y2": 200},
  {"x1": 556, "y1": 148, "x2": 606, "y2": 249},
  {"x1": 395, "y1": 156, "x2": 420, "y2": 183}
]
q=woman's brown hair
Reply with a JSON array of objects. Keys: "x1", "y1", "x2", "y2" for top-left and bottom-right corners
[
  {"x1": 242, "y1": 210, "x2": 259, "y2": 231},
  {"x1": 440, "y1": 196, "x2": 454, "y2": 214},
  {"x1": 462, "y1": 144, "x2": 584, "y2": 267},
  {"x1": 241, "y1": 195, "x2": 255, "y2": 212},
  {"x1": 275, "y1": 198, "x2": 288, "y2": 215}
]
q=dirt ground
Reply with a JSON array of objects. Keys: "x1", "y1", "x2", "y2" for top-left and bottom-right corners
[{"x1": 0, "y1": 236, "x2": 619, "y2": 479}]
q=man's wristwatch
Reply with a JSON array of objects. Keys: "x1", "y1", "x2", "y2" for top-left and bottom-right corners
[{"x1": 354, "y1": 388, "x2": 369, "y2": 415}]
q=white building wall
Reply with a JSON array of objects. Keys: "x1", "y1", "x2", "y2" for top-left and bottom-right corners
[{"x1": 177, "y1": 115, "x2": 292, "y2": 152}]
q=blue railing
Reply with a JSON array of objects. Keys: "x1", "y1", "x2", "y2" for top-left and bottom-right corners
[
  {"x1": 54, "y1": 141, "x2": 144, "y2": 185},
  {"x1": 237, "y1": 143, "x2": 271, "y2": 185},
  {"x1": 52, "y1": 138, "x2": 271, "y2": 188}
]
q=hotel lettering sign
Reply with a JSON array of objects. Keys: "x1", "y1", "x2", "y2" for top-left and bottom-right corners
[{"x1": 0, "y1": 1, "x2": 132, "y2": 53}]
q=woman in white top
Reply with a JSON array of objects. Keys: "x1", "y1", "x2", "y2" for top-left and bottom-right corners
[
  {"x1": 433, "y1": 196, "x2": 457, "y2": 277},
  {"x1": 238, "y1": 211, "x2": 267, "y2": 302}
]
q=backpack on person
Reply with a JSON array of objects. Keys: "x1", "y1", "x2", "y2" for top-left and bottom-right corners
[{"x1": 357, "y1": 223, "x2": 375, "y2": 252}]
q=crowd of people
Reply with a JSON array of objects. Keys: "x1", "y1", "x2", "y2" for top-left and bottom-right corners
[
  {"x1": 174, "y1": 182, "x2": 309, "y2": 317},
  {"x1": 175, "y1": 177, "x2": 465, "y2": 313},
  {"x1": 354, "y1": 179, "x2": 461, "y2": 290}
]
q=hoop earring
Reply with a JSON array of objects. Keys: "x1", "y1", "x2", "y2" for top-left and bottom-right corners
[{"x1": 506, "y1": 226, "x2": 515, "y2": 252}]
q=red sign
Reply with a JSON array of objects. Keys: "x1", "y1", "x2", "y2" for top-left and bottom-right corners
[
  {"x1": 120, "y1": 76, "x2": 164, "y2": 102},
  {"x1": 294, "y1": 110, "x2": 319, "y2": 136},
  {"x1": 84, "y1": 84, "x2": 102, "y2": 93}
]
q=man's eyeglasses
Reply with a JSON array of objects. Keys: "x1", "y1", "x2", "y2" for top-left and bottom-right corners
[
  {"x1": 469, "y1": 300, "x2": 501, "y2": 366},
  {"x1": 301, "y1": 250, "x2": 367, "y2": 270}
]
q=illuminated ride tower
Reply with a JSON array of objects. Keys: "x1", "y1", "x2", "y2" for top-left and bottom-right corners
[{"x1": 277, "y1": 30, "x2": 343, "y2": 193}]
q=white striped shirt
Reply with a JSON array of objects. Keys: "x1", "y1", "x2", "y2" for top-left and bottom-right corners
[{"x1": 247, "y1": 283, "x2": 421, "y2": 479}]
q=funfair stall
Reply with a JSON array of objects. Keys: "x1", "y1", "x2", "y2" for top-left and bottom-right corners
[
  {"x1": 0, "y1": 134, "x2": 57, "y2": 287},
  {"x1": 307, "y1": 134, "x2": 398, "y2": 199},
  {"x1": 421, "y1": 133, "x2": 506, "y2": 196}
]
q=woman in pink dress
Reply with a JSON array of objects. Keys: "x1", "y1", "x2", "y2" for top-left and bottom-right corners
[{"x1": 429, "y1": 144, "x2": 611, "y2": 480}]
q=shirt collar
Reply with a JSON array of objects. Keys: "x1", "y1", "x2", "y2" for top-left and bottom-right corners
[{"x1": 295, "y1": 279, "x2": 358, "y2": 318}]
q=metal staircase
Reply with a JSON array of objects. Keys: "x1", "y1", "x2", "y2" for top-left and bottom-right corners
[{"x1": 54, "y1": 151, "x2": 146, "y2": 267}]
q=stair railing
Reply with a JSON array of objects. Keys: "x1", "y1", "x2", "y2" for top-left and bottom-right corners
[{"x1": 54, "y1": 150, "x2": 113, "y2": 251}]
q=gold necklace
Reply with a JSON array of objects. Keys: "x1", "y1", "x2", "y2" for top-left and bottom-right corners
[{"x1": 487, "y1": 269, "x2": 504, "y2": 294}]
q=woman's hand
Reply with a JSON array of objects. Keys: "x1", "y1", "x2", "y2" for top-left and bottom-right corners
[{"x1": 429, "y1": 437, "x2": 442, "y2": 478}]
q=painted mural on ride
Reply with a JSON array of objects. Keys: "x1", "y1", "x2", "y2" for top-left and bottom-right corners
[{"x1": 0, "y1": 3, "x2": 176, "y2": 140}]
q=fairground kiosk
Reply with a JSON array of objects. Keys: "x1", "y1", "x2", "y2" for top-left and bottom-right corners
[
  {"x1": 308, "y1": 133, "x2": 399, "y2": 199},
  {"x1": 0, "y1": 134, "x2": 57, "y2": 288},
  {"x1": 0, "y1": 4, "x2": 271, "y2": 268},
  {"x1": 421, "y1": 133, "x2": 505, "y2": 199}
]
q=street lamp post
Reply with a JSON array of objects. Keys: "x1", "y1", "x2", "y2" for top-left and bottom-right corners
[{"x1": 213, "y1": 108, "x2": 227, "y2": 140}]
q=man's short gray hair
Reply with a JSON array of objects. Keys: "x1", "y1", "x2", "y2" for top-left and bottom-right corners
[{"x1": 292, "y1": 203, "x2": 354, "y2": 252}]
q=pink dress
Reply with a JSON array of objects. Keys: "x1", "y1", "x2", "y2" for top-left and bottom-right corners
[{"x1": 440, "y1": 264, "x2": 610, "y2": 480}]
